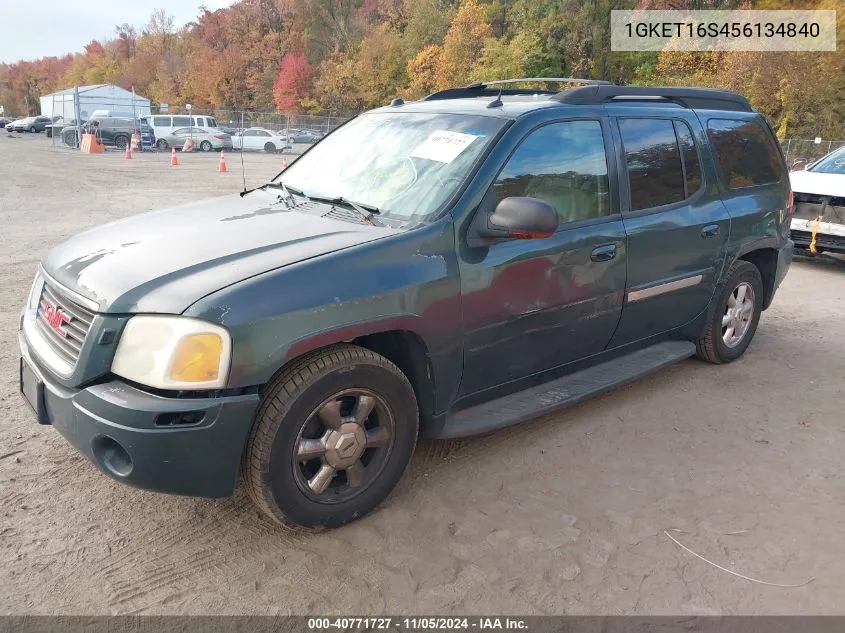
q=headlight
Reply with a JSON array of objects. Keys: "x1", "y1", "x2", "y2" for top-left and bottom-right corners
[{"x1": 111, "y1": 316, "x2": 232, "y2": 390}]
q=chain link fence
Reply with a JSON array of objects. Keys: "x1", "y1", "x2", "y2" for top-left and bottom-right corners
[{"x1": 32, "y1": 90, "x2": 845, "y2": 173}]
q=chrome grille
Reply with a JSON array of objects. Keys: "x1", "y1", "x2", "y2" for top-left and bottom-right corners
[{"x1": 35, "y1": 282, "x2": 95, "y2": 367}]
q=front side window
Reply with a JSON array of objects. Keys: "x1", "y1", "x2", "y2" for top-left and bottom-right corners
[
  {"x1": 492, "y1": 120, "x2": 611, "y2": 224},
  {"x1": 620, "y1": 118, "x2": 684, "y2": 211},
  {"x1": 278, "y1": 112, "x2": 506, "y2": 222},
  {"x1": 707, "y1": 118, "x2": 783, "y2": 188},
  {"x1": 153, "y1": 116, "x2": 170, "y2": 126},
  {"x1": 172, "y1": 116, "x2": 191, "y2": 127}
]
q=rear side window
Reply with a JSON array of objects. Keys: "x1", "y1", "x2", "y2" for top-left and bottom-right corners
[
  {"x1": 707, "y1": 118, "x2": 783, "y2": 188},
  {"x1": 674, "y1": 120, "x2": 702, "y2": 196},
  {"x1": 493, "y1": 120, "x2": 611, "y2": 224},
  {"x1": 619, "y1": 118, "x2": 684, "y2": 211},
  {"x1": 152, "y1": 116, "x2": 170, "y2": 126},
  {"x1": 172, "y1": 116, "x2": 191, "y2": 127}
]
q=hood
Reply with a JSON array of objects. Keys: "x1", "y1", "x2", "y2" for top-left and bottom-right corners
[
  {"x1": 790, "y1": 170, "x2": 845, "y2": 198},
  {"x1": 43, "y1": 190, "x2": 388, "y2": 314}
]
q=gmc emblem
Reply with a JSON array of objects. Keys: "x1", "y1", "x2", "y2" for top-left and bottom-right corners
[{"x1": 43, "y1": 300, "x2": 71, "y2": 337}]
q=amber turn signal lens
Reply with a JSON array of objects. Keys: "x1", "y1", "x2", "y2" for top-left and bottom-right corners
[{"x1": 169, "y1": 334, "x2": 223, "y2": 383}]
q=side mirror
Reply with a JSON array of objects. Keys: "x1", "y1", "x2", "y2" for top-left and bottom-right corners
[{"x1": 476, "y1": 196, "x2": 559, "y2": 241}]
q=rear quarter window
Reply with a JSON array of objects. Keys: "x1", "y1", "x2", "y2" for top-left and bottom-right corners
[{"x1": 706, "y1": 118, "x2": 783, "y2": 189}]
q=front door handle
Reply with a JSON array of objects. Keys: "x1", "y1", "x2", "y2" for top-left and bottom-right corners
[
  {"x1": 701, "y1": 224, "x2": 720, "y2": 238},
  {"x1": 590, "y1": 243, "x2": 617, "y2": 263}
]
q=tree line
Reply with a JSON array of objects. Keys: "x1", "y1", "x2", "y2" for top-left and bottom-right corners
[{"x1": 0, "y1": 0, "x2": 841, "y2": 138}]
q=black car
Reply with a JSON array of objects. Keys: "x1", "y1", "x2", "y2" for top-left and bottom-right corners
[
  {"x1": 19, "y1": 79, "x2": 793, "y2": 528},
  {"x1": 62, "y1": 116, "x2": 138, "y2": 149}
]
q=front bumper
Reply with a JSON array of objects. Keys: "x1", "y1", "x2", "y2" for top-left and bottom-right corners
[
  {"x1": 790, "y1": 218, "x2": 845, "y2": 253},
  {"x1": 19, "y1": 331, "x2": 260, "y2": 498}
]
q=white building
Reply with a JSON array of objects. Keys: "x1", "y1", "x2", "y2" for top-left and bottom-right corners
[{"x1": 40, "y1": 84, "x2": 151, "y2": 121}]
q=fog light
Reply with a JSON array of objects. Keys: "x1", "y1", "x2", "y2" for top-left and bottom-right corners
[{"x1": 91, "y1": 435, "x2": 133, "y2": 477}]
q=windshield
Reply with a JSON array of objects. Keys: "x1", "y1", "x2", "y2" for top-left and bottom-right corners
[
  {"x1": 810, "y1": 147, "x2": 845, "y2": 175},
  {"x1": 274, "y1": 112, "x2": 507, "y2": 222}
]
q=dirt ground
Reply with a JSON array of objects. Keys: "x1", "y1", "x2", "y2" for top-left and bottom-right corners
[{"x1": 1, "y1": 133, "x2": 845, "y2": 616}]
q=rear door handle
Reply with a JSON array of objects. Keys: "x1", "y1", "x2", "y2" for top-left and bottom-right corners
[
  {"x1": 590, "y1": 243, "x2": 617, "y2": 262},
  {"x1": 701, "y1": 224, "x2": 720, "y2": 238}
]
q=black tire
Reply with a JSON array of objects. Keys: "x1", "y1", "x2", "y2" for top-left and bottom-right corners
[
  {"x1": 63, "y1": 131, "x2": 79, "y2": 148},
  {"x1": 200, "y1": 140, "x2": 213, "y2": 152},
  {"x1": 242, "y1": 344, "x2": 419, "y2": 527},
  {"x1": 29, "y1": 126, "x2": 36, "y2": 133},
  {"x1": 156, "y1": 138, "x2": 169, "y2": 150},
  {"x1": 696, "y1": 260, "x2": 763, "y2": 364},
  {"x1": 264, "y1": 142, "x2": 276, "y2": 153},
  {"x1": 113, "y1": 135, "x2": 129, "y2": 149}
]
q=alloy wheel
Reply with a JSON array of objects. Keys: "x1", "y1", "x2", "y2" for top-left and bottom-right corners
[
  {"x1": 722, "y1": 281, "x2": 755, "y2": 347},
  {"x1": 292, "y1": 389, "x2": 395, "y2": 504}
]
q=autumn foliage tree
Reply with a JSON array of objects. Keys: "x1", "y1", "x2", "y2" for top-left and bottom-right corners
[
  {"x1": 0, "y1": 0, "x2": 840, "y2": 139},
  {"x1": 273, "y1": 53, "x2": 312, "y2": 113}
]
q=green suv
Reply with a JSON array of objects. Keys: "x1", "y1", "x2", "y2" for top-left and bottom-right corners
[{"x1": 19, "y1": 79, "x2": 793, "y2": 527}]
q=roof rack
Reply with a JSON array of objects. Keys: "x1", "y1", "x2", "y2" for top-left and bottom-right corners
[
  {"x1": 422, "y1": 77, "x2": 613, "y2": 101},
  {"x1": 552, "y1": 85, "x2": 752, "y2": 112}
]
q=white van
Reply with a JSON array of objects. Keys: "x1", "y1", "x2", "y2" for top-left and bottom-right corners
[{"x1": 149, "y1": 115, "x2": 219, "y2": 139}]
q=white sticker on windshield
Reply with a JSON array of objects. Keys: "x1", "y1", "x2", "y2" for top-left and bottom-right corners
[{"x1": 410, "y1": 130, "x2": 479, "y2": 163}]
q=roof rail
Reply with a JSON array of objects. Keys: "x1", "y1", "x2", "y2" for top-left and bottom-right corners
[
  {"x1": 552, "y1": 85, "x2": 752, "y2": 112},
  {"x1": 422, "y1": 77, "x2": 613, "y2": 101}
]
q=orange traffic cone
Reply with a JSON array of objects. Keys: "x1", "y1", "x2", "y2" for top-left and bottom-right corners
[
  {"x1": 124, "y1": 143, "x2": 132, "y2": 160},
  {"x1": 217, "y1": 150, "x2": 228, "y2": 173},
  {"x1": 170, "y1": 147, "x2": 179, "y2": 166}
]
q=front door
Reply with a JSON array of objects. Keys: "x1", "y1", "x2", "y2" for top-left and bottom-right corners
[
  {"x1": 607, "y1": 113, "x2": 730, "y2": 347},
  {"x1": 459, "y1": 119, "x2": 627, "y2": 398}
]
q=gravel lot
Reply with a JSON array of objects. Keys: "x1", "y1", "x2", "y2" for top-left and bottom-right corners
[{"x1": 2, "y1": 133, "x2": 845, "y2": 615}]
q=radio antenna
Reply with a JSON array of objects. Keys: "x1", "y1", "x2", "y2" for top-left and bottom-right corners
[{"x1": 239, "y1": 110, "x2": 246, "y2": 193}]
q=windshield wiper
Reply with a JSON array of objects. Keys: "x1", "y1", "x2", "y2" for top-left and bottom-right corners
[
  {"x1": 308, "y1": 194, "x2": 383, "y2": 226},
  {"x1": 265, "y1": 180, "x2": 305, "y2": 208}
]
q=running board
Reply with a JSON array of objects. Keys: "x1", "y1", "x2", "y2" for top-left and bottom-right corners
[{"x1": 439, "y1": 341, "x2": 696, "y2": 439}]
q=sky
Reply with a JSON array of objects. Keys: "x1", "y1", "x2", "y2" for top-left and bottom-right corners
[{"x1": 0, "y1": 0, "x2": 236, "y2": 64}]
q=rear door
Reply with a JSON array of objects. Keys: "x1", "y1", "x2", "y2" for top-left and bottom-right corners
[{"x1": 607, "y1": 110, "x2": 730, "y2": 347}]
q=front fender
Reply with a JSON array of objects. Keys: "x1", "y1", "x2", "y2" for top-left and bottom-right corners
[{"x1": 182, "y1": 218, "x2": 463, "y2": 413}]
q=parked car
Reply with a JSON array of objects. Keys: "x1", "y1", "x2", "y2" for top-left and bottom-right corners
[
  {"x1": 61, "y1": 116, "x2": 138, "y2": 148},
  {"x1": 231, "y1": 127, "x2": 291, "y2": 153},
  {"x1": 155, "y1": 126, "x2": 232, "y2": 151},
  {"x1": 0, "y1": 116, "x2": 12, "y2": 128},
  {"x1": 19, "y1": 79, "x2": 793, "y2": 528},
  {"x1": 48, "y1": 118, "x2": 84, "y2": 140},
  {"x1": 789, "y1": 145, "x2": 845, "y2": 255},
  {"x1": 7, "y1": 116, "x2": 52, "y2": 132},
  {"x1": 149, "y1": 114, "x2": 219, "y2": 141},
  {"x1": 287, "y1": 129, "x2": 323, "y2": 144}
]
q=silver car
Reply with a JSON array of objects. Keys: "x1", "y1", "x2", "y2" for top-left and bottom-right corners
[{"x1": 156, "y1": 127, "x2": 233, "y2": 151}]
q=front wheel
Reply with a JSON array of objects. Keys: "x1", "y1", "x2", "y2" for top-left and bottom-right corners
[
  {"x1": 696, "y1": 260, "x2": 763, "y2": 364},
  {"x1": 29, "y1": 126, "x2": 36, "y2": 133},
  {"x1": 242, "y1": 344, "x2": 419, "y2": 527}
]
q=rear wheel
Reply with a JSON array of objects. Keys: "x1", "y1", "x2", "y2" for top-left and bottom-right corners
[
  {"x1": 264, "y1": 142, "x2": 276, "y2": 153},
  {"x1": 156, "y1": 138, "x2": 169, "y2": 150},
  {"x1": 696, "y1": 260, "x2": 763, "y2": 364},
  {"x1": 114, "y1": 134, "x2": 129, "y2": 149},
  {"x1": 200, "y1": 140, "x2": 213, "y2": 152},
  {"x1": 242, "y1": 344, "x2": 418, "y2": 527},
  {"x1": 29, "y1": 126, "x2": 36, "y2": 133}
]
